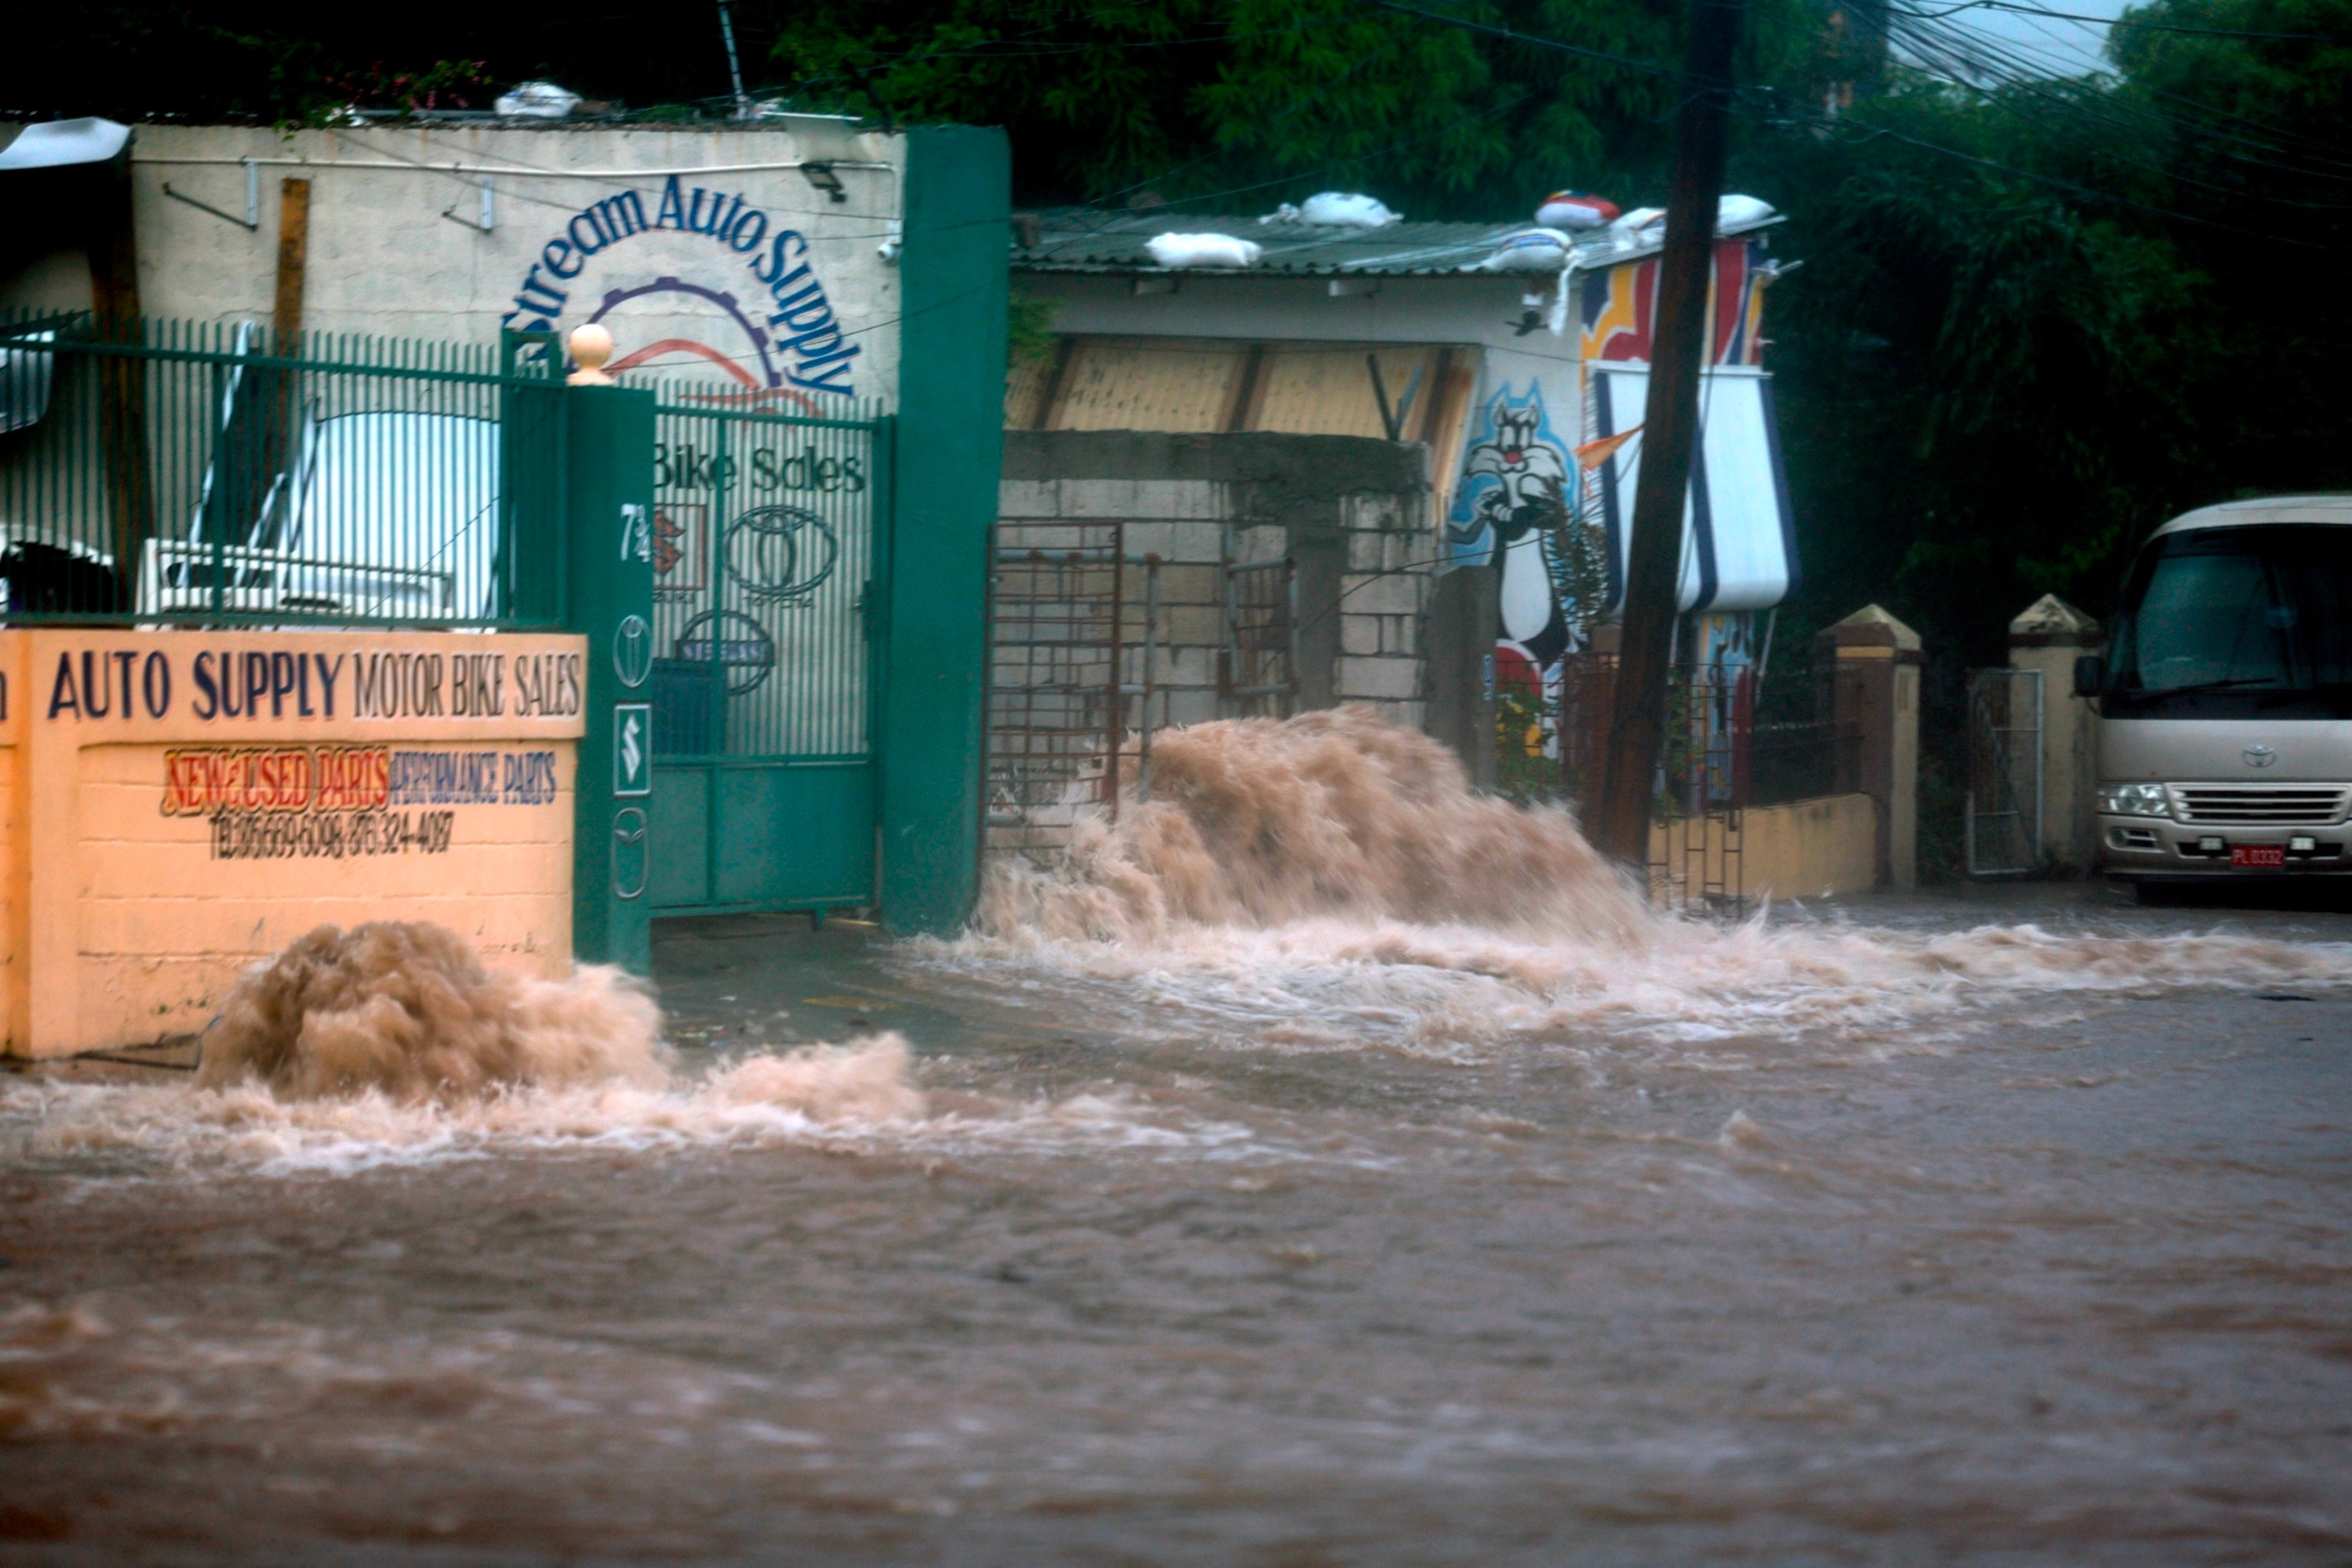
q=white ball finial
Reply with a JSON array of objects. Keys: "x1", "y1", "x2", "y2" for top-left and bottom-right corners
[{"x1": 567, "y1": 323, "x2": 616, "y2": 385}]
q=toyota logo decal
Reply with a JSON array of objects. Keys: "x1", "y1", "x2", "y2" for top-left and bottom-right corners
[{"x1": 2243, "y1": 743, "x2": 2278, "y2": 768}]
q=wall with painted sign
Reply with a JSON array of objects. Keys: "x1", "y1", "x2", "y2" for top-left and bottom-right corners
[
  {"x1": 0, "y1": 629, "x2": 587, "y2": 1058},
  {"x1": 2, "y1": 120, "x2": 903, "y2": 408}
]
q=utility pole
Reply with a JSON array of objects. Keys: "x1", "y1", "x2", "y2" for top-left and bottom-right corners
[
  {"x1": 1590, "y1": 0, "x2": 1746, "y2": 874},
  {"x1": 717, "y1": 0, "x2": 753, "y2": 119}
]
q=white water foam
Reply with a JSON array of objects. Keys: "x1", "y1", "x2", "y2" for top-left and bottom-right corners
[{"x1": 943, "y1": 708, "x2": 2352, "y2": 1060}]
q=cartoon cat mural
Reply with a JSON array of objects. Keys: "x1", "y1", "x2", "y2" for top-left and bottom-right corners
[{"x1": 1446, "y1": 386, "x2": 1581, "y2": 684}]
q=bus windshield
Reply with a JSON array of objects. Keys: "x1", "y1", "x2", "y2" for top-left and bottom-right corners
[{"x1": 2106, "y1": 524, "x2": 2352, "y2": 718}]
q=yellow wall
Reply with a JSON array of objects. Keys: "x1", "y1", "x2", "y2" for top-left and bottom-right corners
[
  {"x1": 0, "y1": 629, "x2": 586, "y2": 1058},
  {"x1": 1, "y1": 633, "x2": 21, "y2": 1055},
  {"x1": 1647, "y1": 792, "x2": 1881, "y2": 908},
  {"x1": 1741, "y1": 793, "x2": 1881, "y2": 900}
]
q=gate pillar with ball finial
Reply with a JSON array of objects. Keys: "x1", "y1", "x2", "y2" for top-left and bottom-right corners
[{"x1": 563, "y1": 325, "x2": 656, "y2": 973}]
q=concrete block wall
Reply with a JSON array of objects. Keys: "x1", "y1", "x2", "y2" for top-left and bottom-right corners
[{"x1": 997, "y1": 432, "x2": 1439, "y2": 736}]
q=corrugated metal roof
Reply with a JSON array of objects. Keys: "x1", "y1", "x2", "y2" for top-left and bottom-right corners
[{"x1": 1012, "y1": 207, "x2": 1779, "y2": 276}]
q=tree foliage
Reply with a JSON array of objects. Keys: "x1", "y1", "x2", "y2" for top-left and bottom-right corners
[{"x1": 6, "y1": 0, "x2": 2344, "y2": 681}]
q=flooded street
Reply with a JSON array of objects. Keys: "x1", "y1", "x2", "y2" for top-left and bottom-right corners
[{"x1": 5, "y1": 717, "x2": 2351, "y2": 1564}]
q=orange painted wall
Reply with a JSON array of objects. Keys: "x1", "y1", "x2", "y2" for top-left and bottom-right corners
[{"x1": 0, "y1": 630, "x2": 587, "y2": 1058}]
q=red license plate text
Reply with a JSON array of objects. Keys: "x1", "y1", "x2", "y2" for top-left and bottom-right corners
[{"x1": 2231, "y1": 844, "x2": 2286, "y2": 869}]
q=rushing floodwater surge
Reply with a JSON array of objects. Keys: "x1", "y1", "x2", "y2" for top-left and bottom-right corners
[{"x1": 4, "y1": 709, "x2": 2350, "y2": 1563}]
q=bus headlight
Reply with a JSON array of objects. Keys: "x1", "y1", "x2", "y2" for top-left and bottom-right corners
[{"x1": 2099, "y1": 782, "x2": 2172, "y2": 818}]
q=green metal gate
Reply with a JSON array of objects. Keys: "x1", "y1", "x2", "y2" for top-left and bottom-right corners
[{"x1": 648, "y1": 397, "x2": 890, "y2": 916}]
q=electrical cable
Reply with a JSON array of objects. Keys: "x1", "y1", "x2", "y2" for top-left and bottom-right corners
[{"x1": 1905, "y1": 0, "x2": 2350, "y2": 42}]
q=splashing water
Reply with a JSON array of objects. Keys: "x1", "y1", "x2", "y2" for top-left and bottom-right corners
[
  {"x1": 950, "y1": 707, "x2": 2352, "y2": 1054},
  {"x1": 978, "y1": 707, "x2": 1647, "y2": 941},
  {"x1": 4, "y1": 923, "x2": 936, "y2": 1176},
  {"x1": 194, "y1": 922, "x2": 671, "y2": 1101}
]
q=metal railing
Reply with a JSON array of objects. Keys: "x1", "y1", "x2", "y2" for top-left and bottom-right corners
[
  {"x1": 0, "y1": 312, "x2": 567, "y2": 627},
  {"x1": 1538, "y1": 654, "x2": 1868, "y2": 913},
  {"x1": 1966, "y1": 666, "x2": 2044, "y2": 877}
]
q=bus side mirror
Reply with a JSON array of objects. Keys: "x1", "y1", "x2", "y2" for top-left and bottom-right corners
[{"x1": 2073, "y1": 655, "x2": 2105, "y2": 698}]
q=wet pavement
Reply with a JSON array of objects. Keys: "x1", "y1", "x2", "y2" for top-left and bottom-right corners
[{"x1": 3, "y1": 882, "x2": 2350, "y2": 1564}]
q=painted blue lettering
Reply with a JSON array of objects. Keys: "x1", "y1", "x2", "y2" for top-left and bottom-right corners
[
  {"x1": 752, "y1": 230, "x2": 808, "y2": 285},
  {"x1": 656, "y1": 175, "x2": 688, "y2": 230},
  {"x1": 594, "y1": 191, "x2": 648, "y2": 240},
  {"x1": 796, "y1": 342, "x2": 862, "y2": 370},
  {"x1": 514, "y1": 264, "x2": 568, "y2": 319},
  {"x1": 142, "y1": 650, "x2": 171, "y2": 717},
  {"x1": 193, "y1": 652, "x2": 217, "y2": 720},
  {"x1": 46, "y1": 652, "x2": 78, "y2": 719},
  {"x1": 789, "y1": 360, "x2": 858, "y2": 394},
  {"x1": 771, "y1": 299, "x2": 834, "y2": 335},
  {"x1": 781, "y1": 322, "x2": 846, "y2": 356},
  {"x1": 270, "y1": 652, "x2": 298, "y2": 717},
  {"x1": 315, "y1": 652, "x2": 343, "y2": 717},
  {"x1": 542, "y1": 238, "x2": 581, "y2": 280},
  {"x1": 80, "y1": 651, "x2": 109, "y2": 718},
  {"x1": 729, "y1": 208, "x2": 767, "y2": 253}
]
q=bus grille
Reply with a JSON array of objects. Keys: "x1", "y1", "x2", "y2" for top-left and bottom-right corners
[{"x1": 2167, "y1": 786, "x2": 2350, "y2": 825}]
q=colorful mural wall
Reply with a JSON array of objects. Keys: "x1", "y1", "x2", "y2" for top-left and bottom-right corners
[{"x1": 1447, "y1": 237, "x2": 1785, "y2": 763}]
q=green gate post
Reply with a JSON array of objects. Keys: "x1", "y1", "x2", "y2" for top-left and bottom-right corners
[
  {"x1": 880, "y1": 125, "x2": 1011, "y2": 935},
  {"x1": 567, "y1": 382, "x2": 658, "y2": 974}
]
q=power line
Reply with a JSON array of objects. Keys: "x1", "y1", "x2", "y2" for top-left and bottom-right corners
[
  {"x1": 1882, "y1": 5, "x2": 2352, "y2": 181},
  {"x1": 1900, "y1": 0, "x2": 2351, "y2": 41},
  {"x1": 1364, "y1": 0, "x2": 2336, "y2": 244}
]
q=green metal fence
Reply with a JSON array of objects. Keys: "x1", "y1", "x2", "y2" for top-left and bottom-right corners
[{"x1": 0, "y1": 312, "x2": 566, "y2": 627}]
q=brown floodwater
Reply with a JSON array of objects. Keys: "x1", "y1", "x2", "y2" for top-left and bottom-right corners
[{"x1": 4, "y1": 713, "x2": 2350, "y2": 1564}]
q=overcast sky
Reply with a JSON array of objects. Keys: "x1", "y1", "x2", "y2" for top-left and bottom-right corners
[{"x1": 1905, "y1": 0, "x2": 2137, "y2": 77}]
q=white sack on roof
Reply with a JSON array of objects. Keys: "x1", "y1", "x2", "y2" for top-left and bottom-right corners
[
  {"x1": 1605, "y1": 198, "x2": 1776, "y2": 252},
  {"x1": 1535, "y1": 191, "x2": 1619, "y2": 230},
  {"x1": 1262, "y1": 192, "x2": 1401, "y2": 228},
  {"x1": 495, "y1": 82, "x2": 581, "y2": 119},
  {"x1": 1145, "y1": 233, "x2": 1263, "y2": 269},
  {"x1": 1469, "y1": 228, "x2": 1573, "y2": 273},
  {"x1": 1609, "y1": 207, "x2": 1667, "y2": 245},
  {"x1": 0, "y1": 118, "x2": 132, "y2": 172}
]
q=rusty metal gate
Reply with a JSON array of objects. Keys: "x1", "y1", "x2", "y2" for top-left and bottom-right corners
[
  {"x1": 1966, "y1": 666, "x2": 2044, "y2": 877},
  {"x1": 647, "y1": 397, "x2": 889, "y2": 915},
  {"x1": 984, "y1": 521, "x2": 1295, "y2": 864}
]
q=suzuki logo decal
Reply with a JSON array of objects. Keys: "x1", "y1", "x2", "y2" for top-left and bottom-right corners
[{"x1": 2243, "y1": 743, "x2": 2278, "y2": 768}]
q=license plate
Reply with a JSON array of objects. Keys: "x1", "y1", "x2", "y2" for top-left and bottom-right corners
[{"x1": 2231, "y1": 844, "x2": 2286, "y2": 869}]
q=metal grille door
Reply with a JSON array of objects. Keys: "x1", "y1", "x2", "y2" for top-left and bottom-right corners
[
  {"x1": 648, "y1": 398, "x2": 888, "y2": 914},
  {"x1": 1966, "y1": 667, "x2": 2044, "y2": 877}
]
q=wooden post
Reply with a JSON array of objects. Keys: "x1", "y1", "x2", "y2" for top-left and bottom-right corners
[
  {"x1": 1590, "y1": 0, "x2": 1746, "y2": 874},
  {"x1": 88, "y1": 152, "x2": 152, "y2": 612},
  {"x1": 272, "y1": 178, "x2": 312, "y2": 350},
  {"x1": 261, "y1": 177, "x2": 313, "y2": 505}
]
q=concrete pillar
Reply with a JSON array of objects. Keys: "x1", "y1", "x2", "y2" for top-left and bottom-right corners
[
  {"x1": 1426, "y1": 565, "x2": 1500, "y2": 790},
  {"x1": 2007, "y1": 594, "x2": 2102, "y2": 872},
  {"x1": 1815, "y1": 605, "x2": 1922, "y2": 890}
]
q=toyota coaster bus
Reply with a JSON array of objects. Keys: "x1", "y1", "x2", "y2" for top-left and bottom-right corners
[{"x1": 2085, "y1": 495, "x2": 2352, "y2": 895}]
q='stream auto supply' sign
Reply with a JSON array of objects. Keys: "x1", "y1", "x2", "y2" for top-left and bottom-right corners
[{"x1": 506, "y1": 175, "x2": 864, "y2": 400}]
